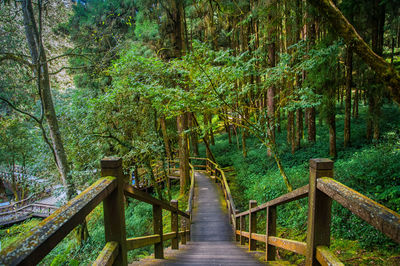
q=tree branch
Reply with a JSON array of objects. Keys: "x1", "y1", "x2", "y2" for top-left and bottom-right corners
[
  {"x1": 307, "y1": 0, "x2": 400, "y2": 104},
  {"x1": 0, "y1": 53, "x2": 34, "y2": 69}
]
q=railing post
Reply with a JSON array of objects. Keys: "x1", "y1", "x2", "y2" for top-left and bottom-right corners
[
  {"x1": 101, "y1": 157, "x2": 128, "y2": 266},
  {"x1": 171, "y1": 200, "x2": 179, "y2": 250},
  {"x1": 181, "y1": 218, "x2": 187, "y2": 244},
  {"x1": 235, "y1": 216, "x2": 240, "y2": 241},
  {"x1": 153, "y1": 203, "x2": 164, "y2": 259},
  {"x1": 249, "y1": 200, "x2": 257, "y2": 251},
  {"x1": 186, "y1": 217, "x2": 190, "y2": 241},
  {"x1": 306, "y1": 158, "x2": 334, "y2": 265},
  {"x1": 240, "y1": 215, "x2": 245, "y2": 245},
  {"x1": 266, "y1": 206, "x2": 277, "y2": 261}
]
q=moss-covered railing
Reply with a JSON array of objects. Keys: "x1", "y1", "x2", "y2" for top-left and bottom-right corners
[
  {"x1": 193, "y1": 157, "x2": 400, "y2": 265},
  {"x1": 0, "y1": 157, "x2": 194, "y2": 266}
]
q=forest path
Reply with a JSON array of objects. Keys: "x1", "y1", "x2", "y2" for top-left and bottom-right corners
[{"x1": 131, "y1": 172, "x2": 268, "y2": 266}]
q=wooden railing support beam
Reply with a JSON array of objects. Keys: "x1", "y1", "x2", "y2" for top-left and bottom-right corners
[
  {"x1": 186, "y1": 217, "x2": 191, "y2": 241},
  {"x1": 101, "y1": 157, "x2": 128, "y2": 266},
  {"x1": 306, "y1": 158, "x2": 333, "y2": 265},
  {"x1": 249, "y1": 200, "x2": 257, "y2": 251},
  {"x1": 153, "y1": 203, "x2": 164, "y2": 259},
  {"x1": 235, "y1": 216, "x2": 240, "y2": 241},
  {"x1": 240, "y1": 215, "x2": 246, "y2": 245},
  {"x1": 181, "y1": 218, "x2": 187, "y2": 244},
  {"x1": 171, "y1": 200, "x2": 179, "y2": 250},
  {"x1": 266, "y1": 206, "x2": 277, "y2": 261}
]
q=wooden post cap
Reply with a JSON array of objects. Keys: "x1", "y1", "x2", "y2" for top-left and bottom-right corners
[
  {"x1": 309, "y1": 158, "x2": 333, "y2": 170},
  {"x1": 101, "y1": 157, "x2": 122, "y2": 169},
  {"x1": 170, "y1": 200, "x2": 178, "y2": 204},
  {"x1": 249, "y1": 200, "x2": 257, "y2": 208}
]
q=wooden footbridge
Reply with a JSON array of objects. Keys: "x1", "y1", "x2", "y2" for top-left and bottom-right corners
[
  {"x1": 1, "y1": 157, "x2": 399, "y2": 265},
  {"x1": 0, "y1": 192, "x2": 58, "y2": 227}
]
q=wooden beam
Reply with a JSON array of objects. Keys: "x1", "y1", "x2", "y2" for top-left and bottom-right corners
[
  {"x1": 318, "y1": 177, "x2": 400, "y2": 244},
  {"x1": 249, "y1": 200, "x2": 257, "y2": 251},
  {"x1": 306, "y1": 158, "x2": 333, "y2": 265},
  {"x1": 251, "y1": 233, "x2": 266, "y2": 243},
  {"x1": 266, "y1": 206, "x2": 277, "y2": 261},
  {"x1": 153, "y1": 204, "x2": 163, "y2": 259},
  {"x1": 93, "y1": 241, "x2": 119, "y2": 266},
  {"x1": 124, "y1": 184, "x2": 189, "y2": 219},
  {"x1": 316, "y1": 246, "x2": 344, "y2": 266},
  {"x1": 235, "y1": 185, "x2": 309, "y2": 217},
  {"x1": 126, "y1": 235, "x2": 161, "y2": 250},
  {"x1": 101, "y1": 157, "x2": 128, "y2": 266},
  {"x1": 268, "y1": 236, "x2": 307, "y2": 256},
  {"x1": 0, "y1": 177, "x2": 116, "y2": 265},
  {"x1": 171, "y1": 200, "x2": 179, "y2": 249}
]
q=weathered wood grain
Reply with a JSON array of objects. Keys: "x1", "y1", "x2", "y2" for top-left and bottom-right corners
[
  {"x1": 268, "y1": 236, "x2": 307, "y2": 256},
  {"x1": 316, "y1": 245, "x2": 344, "y2": 266},
  {"x1": 93, "y1": 241, "x2": 119, "y2": 266},
  {"x1": 0, "y1": 177, "x2": 116, "y2": 266},
  {"x1": 318, "y1": 177, "x2": 400, "y2": 244}
]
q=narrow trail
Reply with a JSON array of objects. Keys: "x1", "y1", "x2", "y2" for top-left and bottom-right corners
[{"x1": 161, "y1": 172, "x2": 262, "y2": 266}]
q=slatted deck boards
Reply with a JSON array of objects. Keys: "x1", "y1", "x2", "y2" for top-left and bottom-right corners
[{"x1": 130, "y1": 172, "x2": 268, "y2": 266}]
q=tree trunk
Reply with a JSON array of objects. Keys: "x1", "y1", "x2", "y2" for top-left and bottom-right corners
[
  {"x1": 21, "y1": 0, "x2": 75, "y2": 200},
  {"x1": 344, "y1": 45, "x2": 353, "y2": 147},
  {"x1": 160, "y1": 116, "x2": 172, "y2": 160},
  {"x1": 295, "y1": 109, "x2": 303, "y2": 149},
  {"x1": 267, "y1": 1, "x2": 276, "y2": 155},
  {"x1": 177, "y1": 114, "x2": 190, "y2": 194},
  {"x1": 188, "y1": 113, "x2": 199, "y2": 156},
  {"x1": 208, "y1": 113, "x2": 215, "y2": 145},
  {"x1": 328, "y1": 113, "x2": 337, "y2": 158}
]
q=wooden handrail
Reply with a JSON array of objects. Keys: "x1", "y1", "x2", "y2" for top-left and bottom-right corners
[
  {"x1": 0, "y1": 177, "x2": 117, "y2": 265},
  {"x1": 1, "y1": 157, "x2": 193, "y2": 266},
  {"x1": 233, "y1": 158, "x2": 400, "y2": 265},
  {"x1": 93, "y1": 241, "x2": 119, "y2": 266},
  {"x1": 124, "y1": 184, "x2": 189, "y2": 219},
  {"x1": 317, "y1": 177, "x2": 400, "y2": 244},
  {"x1": 235, "y1": 185, "x2": 309, "y2": 217}
]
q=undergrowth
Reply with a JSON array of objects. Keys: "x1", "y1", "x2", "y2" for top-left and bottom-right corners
[{"x1": 203, "y1": 104, "x2": 400, "y2": 264}]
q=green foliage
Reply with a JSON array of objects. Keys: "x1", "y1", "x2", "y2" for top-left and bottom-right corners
[{"x1": 208, "y1": 104, "x2": 400, "y2": 251}]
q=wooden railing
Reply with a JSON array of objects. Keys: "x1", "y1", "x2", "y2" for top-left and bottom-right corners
[
  {"x1": 0, "y1": 157, "x2": 195, "y2": 266},
  {"x1": 0, "y1": 190, "x2": 49, "y2": 213},
  {"x1": 194, "y1": 157, "x2": 400, "y2": 265},
  {"x1": 0, "y1": 202, "x2": 58, "y2": 226}
]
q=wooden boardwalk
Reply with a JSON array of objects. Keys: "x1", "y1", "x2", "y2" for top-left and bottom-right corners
[{"x1": 132, "y1": 172, "x2": 263, "y2": 266}]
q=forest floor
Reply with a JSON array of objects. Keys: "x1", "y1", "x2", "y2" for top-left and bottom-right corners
[{"x1": 204, "y1": 104, "x2": 400, "y2": 265}]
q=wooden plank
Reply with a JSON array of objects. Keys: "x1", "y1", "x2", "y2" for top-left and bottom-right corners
[
  {"x1": 266, "y1": 206, "x2": 277, "y2": 261},
  {"x1": 251, "y1": 233, "x2": 266, "y2": 243},
  {"x1": 124, "y1": 184, "x2": 189, "y2": 219},
  {"x1": 249, "y1": 200, "x2": 257, "y2": 251},
  {"x1": 101, "y1": 157, "x2": 128, "y2": 266},
  {"x1": 163, "y1": 232, "x2": 177, "y2": 241},
  {"x1": 268, "y1": 236, "x2": 307, "y2": 256},
  {"x1": 240, "y1": 216, "x2": 246, "y2": 245},
  {"x1": 235, "y1": 185, "x2": 309, "y2": 217},
  {"x1": 171, "y1": 200, "x2": 179, "y2": 249},
  {"x1": 306, "y1": 159, "x2": 333, "y2": 265},
  {"x1": 0, "y1": 177, "x2": 116, "y2": 266},
  {"x1": 241, "y1": 231, "x2": 250, "y2": 238},
  {"x1": 126, "y1": 235, "x2": 161, "y2": 250},
  {"x1": 316, "y1": 246, "x2": 344, "y2": 266},
  {"x1": 317, "y1": 177, "x2": 400, "y2": 244},
  {"x1": 153, "y1": 204, "x2": 163, "y2": 258},
  {"x1": 93, "y1": 241, "x2": 119, "y2": 266}
]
